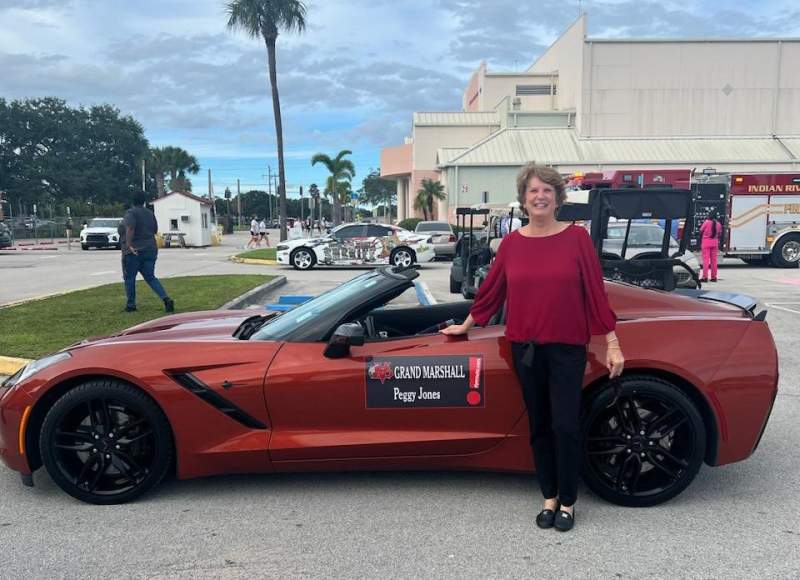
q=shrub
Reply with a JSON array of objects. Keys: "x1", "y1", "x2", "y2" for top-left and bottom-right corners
[{"x1": 397, "y1": 217, "x2": 422, "y2": 231}]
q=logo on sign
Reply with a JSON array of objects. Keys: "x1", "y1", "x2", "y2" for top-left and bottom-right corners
[{"x1": 368, "y1": 361, "x2": 394, "y2": 384}]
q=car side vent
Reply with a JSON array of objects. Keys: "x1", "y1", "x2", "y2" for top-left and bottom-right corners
[{"x1": 171, "y1": 373, "x2": 267, "y2": 430}]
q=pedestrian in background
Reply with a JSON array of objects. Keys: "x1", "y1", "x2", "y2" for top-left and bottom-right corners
[
  {"x1": 441, "y1": 163, "x2": 624, "y2": 532},
  {"x1": 247, "y1": 216, "x2": 259, "y2": 249},
  {"x1": 699, "y1": 211, "x2": 722, "y2": 282},
  {"x1": 121, "y1": 191, "x2": 174, "y2": 313},
  {"x1": 259, "y1": 217, "x2": 269, "y2": 247}
]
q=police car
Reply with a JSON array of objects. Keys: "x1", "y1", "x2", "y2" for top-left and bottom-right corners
[{"x1": 276, "y1": 222, "x2": 435, "y2": 270}]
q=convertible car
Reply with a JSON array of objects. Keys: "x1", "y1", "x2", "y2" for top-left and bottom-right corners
[{"x1": 0, "y1": 266, "x2": 778, "y2": 506}]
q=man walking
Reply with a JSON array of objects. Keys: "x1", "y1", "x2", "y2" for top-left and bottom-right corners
[{"x1": 121, "y1": 191, "x2": 174, "y2": 313}]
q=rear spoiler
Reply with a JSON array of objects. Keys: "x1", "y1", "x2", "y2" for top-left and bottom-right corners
[{"x1": 674, "y1": 289, "x2": 766, "y2": 320}]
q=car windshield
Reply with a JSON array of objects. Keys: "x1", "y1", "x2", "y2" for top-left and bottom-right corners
[
  {"x1": 90, "y1": 219, "x2": 121, "y2": 228},
  {"x1": 416, "y1": 222, "x2": 451, "y2": 232},
  {"x1": 251, "y1": 270, "x2": 385, "y2": 341},
  {"x1": 606, "y1": 225, "x2": 678, "y2": 247}
]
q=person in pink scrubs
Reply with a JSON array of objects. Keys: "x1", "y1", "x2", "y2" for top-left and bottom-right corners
[{"x1": 699, "y1": 211, "x2": 722, "y2": 282}]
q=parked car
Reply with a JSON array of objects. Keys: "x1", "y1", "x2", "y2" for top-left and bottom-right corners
[
  {"x1": 80, "y1": 218, "x2": 123, "y2": 250},
  {"x1": 0, "y1": 221, "x2": 12, "y2": 249},
  {"x1": 276, "y1": 222, "x2": 435, "y2": 270},
  {"x1": 602, "y1": 222, "x2": 700, "y2": 288},
  {"x1": 0, "y1": 265, "x2": 777, "y2": 505},
  {"x1": 415, "y1": 221, "x2": 456, "y2": 259}
]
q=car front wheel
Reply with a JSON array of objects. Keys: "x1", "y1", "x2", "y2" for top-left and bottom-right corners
[
  {"x1": 291, "y1": 248, "x2": 316, "y2": 270},
  {"x1": 582, "y1": 376, "x2": 705, "y2": 507},
  {"x1": 39, "y1": 380, "x2": 174, "y2": 505},
  {"x1": 391, "y1": 248, "x2": 415, "y2": 268}
]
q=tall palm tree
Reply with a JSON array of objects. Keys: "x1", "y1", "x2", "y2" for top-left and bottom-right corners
[
  {"x1": 414, "y1": 179, "x2": 446, "y2": 221},
  {"x1": 325, "y1": 176, "x2": 354, "y2": 222},
  {"x1": 147, "y1": 148, "x2": 170, "y2": 196},
  {"x1": 227, "y1": 0, "x2": 307, "y2": 242},
  {"x1": 311, "y1": 149, "x2": 355, "y2": 225}
]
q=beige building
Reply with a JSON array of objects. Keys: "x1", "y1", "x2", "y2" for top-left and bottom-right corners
[{"x1": 381, "y1": 14, "x2": 800, "y2": 221}]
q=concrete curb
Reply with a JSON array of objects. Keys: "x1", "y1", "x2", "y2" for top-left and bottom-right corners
[
  {"x1": 230, "y1": 256, "x2": 278, "y2": 266},
  {"x1": 0, "y1": 356, "x2": 31, "y2": 375},
  {"x1": 219, "y1": 276, "x2": 287, "y2": 310}
]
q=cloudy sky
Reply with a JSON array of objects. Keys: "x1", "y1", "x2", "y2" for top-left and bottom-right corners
[{"x1": 2, "y1": 0, "x2": 799, "y2": 197}]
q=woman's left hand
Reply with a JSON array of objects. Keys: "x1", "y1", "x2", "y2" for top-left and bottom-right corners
[{"x1": 607, "y1": 346, "x2": 625, "y2": 378}]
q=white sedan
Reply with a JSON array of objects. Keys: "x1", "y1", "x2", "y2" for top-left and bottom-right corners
[{"x1": 276, "y1": 223, "x2": 435, "y2": 270}]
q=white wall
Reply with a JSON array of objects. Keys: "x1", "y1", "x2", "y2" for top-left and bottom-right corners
[
  {"x1": 153, "y1": 194, "x2": 212, "y2": 247},
  {"x1": 528, "y1": 14, "x2": 585, "y2": 115},
  {"x1": 482, "y1": 74, "x2": 559, "y2": 112},
  {"x1": 580, "y1": 40, "x2": 800, "y2": 137},
  {"x1": 413, "y1": 125, "x2": 498, "y2": 170}
]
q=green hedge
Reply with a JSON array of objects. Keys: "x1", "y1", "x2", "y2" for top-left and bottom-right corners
[{"x1": 397, "y1": 218, "x2": 422, "y2": 231}]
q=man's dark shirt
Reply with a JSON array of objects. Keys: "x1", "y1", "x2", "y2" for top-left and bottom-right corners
[{"x1": 122, "y1": 206, "x2": 158, "y2": 255}]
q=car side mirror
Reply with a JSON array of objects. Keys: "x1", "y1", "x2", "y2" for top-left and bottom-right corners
[{"x1": 324, "y1": 323, "x2": 365, "y2": 358}]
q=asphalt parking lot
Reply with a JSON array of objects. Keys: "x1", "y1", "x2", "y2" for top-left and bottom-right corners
[{"x1": 1, "y1": 242, "x2": 799, "y2": 578}]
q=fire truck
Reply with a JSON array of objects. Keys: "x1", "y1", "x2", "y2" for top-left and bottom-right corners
[{"x1": 567, "y1": 169, "x2": 800, "y2": 268}]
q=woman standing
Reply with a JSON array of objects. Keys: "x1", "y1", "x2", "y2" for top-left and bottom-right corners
[
  {"x1": 699, "y1": 211, "x2": 722, "y2": 282},
  {"x1": 441, "y1": 163, "x2": 625, "y2": 532}
]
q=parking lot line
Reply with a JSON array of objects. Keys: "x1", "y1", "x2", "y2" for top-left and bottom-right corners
[
  {"x1": 89, "y1": 270, "x2": 117, "y2": 276},
  {"x1": 766, "y1": 302, "x2": 800, "y2": 315}
]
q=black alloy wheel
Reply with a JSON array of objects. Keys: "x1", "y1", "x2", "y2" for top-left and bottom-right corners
[
  {"x1": 40, "y1": 380, "x2": 173, "y2": 504},
  {"x1": 582, "y1": 376, "x2": 705, "y2": 507}
]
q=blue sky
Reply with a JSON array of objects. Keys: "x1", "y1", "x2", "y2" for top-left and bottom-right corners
[{"x1": 2, "y1": 0, "x2": 799, "y2": 199}]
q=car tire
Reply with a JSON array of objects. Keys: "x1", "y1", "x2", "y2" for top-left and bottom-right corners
[
  {"x1": 39, "y1": 379, "x2": 174, "y2": 505},
  {"x1": 290, "y1": 247, "x2": 316, "y2": 270},
  {"x1": 81, "y1": 244, "x2": 88, "y2": 250},
  {"x1": 391, "y1": 247, "x2": 416, "y2": 268},
  {"x1": 449, "y1": 275, "x2": 461, "y2": 294},
  {"x1": 582, "y1": 376, "x2": 705, "y2": 507},
  {"x1": 770, "y1": 234, "x2": 800, "y2": 268}
]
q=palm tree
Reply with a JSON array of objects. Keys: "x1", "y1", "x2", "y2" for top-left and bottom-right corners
[
  {"x1": 325, "y1": 176, "x2": 354, "y2": 222},
  {"x1": 311, "y1": 150, "x2": 355, "y2": 225},
  {"x1": 227, "y1": 0, "x2": 307, "y2": 241},
  {"x1": 147, "y1": 146, "x2": 200, "y2": 195},
  {"x1": 414, "y1": 179, "x2": 446, "y2": 221}
]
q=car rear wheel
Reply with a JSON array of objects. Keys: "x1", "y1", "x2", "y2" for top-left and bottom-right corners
[
  {"x1": 291, "y1": 248, "x2": 316, "y2": 270},
  {"x1": 771, "y1": 235, "x2": 800, "y2": 268},
  {"x1": 582, "y1": 376, "x2": 705, "y2": 507},
  {"x1": 449, "y1": 274, "x2": 461, "y2": 293},
  {"x1": 391, "y1": 247, "x2": 415, "y2": 268},
  {"x1": 81, "y1": 244, "x2": 88, "y2": 250},
  {"x1": 39, "y1": 380, "x2": 173, "y2": 505}
]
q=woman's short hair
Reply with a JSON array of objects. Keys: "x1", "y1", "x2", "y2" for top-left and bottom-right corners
[{"x1": 516, "y1": 163, "x2": 566, "y2": 211}]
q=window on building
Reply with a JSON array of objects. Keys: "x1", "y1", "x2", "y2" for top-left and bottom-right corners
[
  {"x1": 515, "y1": 84, "x2": 557, "y2": 96},
  {"x1": 202, "y1": 212, "x2": 208, "y2": 229},
  {"x1": 170, "y1": 219, "x2": 178, "y2": 230}
]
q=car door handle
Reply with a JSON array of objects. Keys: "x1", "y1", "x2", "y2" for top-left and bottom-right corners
[{"x1": 221, "y1": 380, "x2": 245, "y2": 390}]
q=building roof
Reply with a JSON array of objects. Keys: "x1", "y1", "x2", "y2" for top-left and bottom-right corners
[
  {"x1": 443, "y1": 128, "x2": 800, "y2": 167},
  {"x1": 436, "y1": 147, "x2": 469, "y2": 166},
  {"x1": 152, "y1": 191, "x2": 214, "y2": 206},
  {"x1": 413, "y1": 112, "x2": 500, "y2": 127}
]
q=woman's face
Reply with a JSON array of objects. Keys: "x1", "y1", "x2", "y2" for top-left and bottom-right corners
[{"x1": 524, "y1": 176, "x2": 558, "y2": 219}]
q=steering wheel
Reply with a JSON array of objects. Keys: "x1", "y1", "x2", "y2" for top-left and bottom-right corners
[{"x1": 361, "y1": 315, "x2": 405, "y2": 339}]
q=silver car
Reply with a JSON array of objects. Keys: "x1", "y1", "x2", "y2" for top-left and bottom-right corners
[
  {"x1": 602, "y1": 222, "x2": 700, "y2": 288},
  {"x1": 415, "y1": 221, "x2": 456, "y2": 259}
]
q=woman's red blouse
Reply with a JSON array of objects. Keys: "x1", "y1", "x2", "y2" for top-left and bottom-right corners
[{"x1": 469, "y1": 225, "x2": 617, "y2": 345}]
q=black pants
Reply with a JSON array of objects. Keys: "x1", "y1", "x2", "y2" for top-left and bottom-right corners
[{"x1": 511, "y1": 342, "x2": 587, "y2": 507}]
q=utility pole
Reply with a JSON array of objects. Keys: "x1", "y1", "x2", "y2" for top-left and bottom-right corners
[
  {"x1": 237, "y1": 178, "x2": 241, "y2": 227},
  {"x1": 141, "y1": 159, "x2": 146, "y2": 191}
]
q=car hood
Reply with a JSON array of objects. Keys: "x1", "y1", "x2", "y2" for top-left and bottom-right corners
[
  {"x1": 83, "y1": 227, "x2": 118, "y2": 235},
  {"x1": 68, "y1": 310, "x2": 269, "y2": 348},
  {"x1": 607, "y1": 282, "x2": 747, "y2": 320}
]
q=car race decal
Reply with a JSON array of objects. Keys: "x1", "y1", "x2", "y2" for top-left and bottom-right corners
[{"x1": 365, "y1": 355, "x2": 484, "y2": 408}]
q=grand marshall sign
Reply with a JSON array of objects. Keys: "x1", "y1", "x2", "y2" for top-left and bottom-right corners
[{"x1": 365, "y1": 355, "x2": 485, "y2": 408}]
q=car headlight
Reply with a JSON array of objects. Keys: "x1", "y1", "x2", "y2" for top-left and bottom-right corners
[
  {"x1": 277, "y1": 245, "x2": 289, "y2": 251},
  {"x1": 4, "y1": 352, "x2": 72, "y2": 388},
  {"x1": 110, "y1": 234, "x2": 118, "y2": 241}
]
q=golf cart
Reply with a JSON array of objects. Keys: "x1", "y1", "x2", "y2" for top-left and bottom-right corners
[
  {"x1": 450, "y1": 203, "x2": 527, "y2": 298},
  {"x1": 580, "y1": 187, "x2": 701, "y2": 291}
]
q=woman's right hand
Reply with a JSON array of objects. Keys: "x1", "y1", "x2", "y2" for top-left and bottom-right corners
[{"x1": 440, "y1": 314, "x2": 475, "y2": 336}]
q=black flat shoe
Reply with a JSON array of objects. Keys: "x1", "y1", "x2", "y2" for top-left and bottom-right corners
[
  {"x1": 124, "y1": 305, "x2": 137, "y2": 312},
  {"x1": 164, "y1": 297, "x2": 175, "y2": 313},
  {"x1": 536, "y1": 508, "x2": 557, "y2": 529},
  {"x1": 554, "y1": 509, "x2": 575, "y2": 532}
]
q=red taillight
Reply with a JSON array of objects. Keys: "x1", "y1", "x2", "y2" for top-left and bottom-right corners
[{"x1": 448, "y1": 234, "x2": 456, "y2": 242}]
